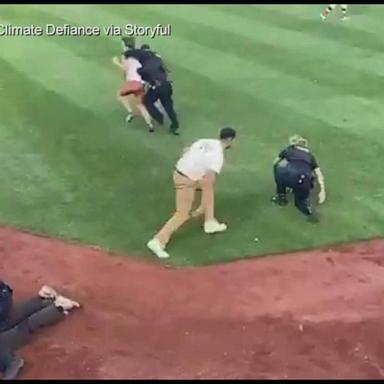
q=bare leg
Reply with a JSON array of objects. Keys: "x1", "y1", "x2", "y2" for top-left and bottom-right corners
[
  {"x1": 118, "y1": 94, "x2": 133, "y2": 114},
  {"x1": 136, "y1": 103, "x2": 153, "y2": 128}
]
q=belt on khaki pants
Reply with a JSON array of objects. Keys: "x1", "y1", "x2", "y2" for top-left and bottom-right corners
[{"x1": 175, "y1": 169, "x2": 190, "y2": 179}]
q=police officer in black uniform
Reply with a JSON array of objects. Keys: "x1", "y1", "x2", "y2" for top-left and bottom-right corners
[
  {"x1": 272, "y1": 135, "x2": 326, "y2": 222},
  {"x1": 123, "y1": 42, "x2": 180, "y2": 135}
]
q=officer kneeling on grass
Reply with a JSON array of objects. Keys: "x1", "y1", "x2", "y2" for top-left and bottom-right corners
[{"x1": 271, "y1": 135, "x2": 326, "y2": 223}]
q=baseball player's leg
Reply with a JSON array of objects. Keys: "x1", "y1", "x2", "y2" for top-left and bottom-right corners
[
  {"x1": 340, "y1": 4, "x2": 348, "y2": 20},
  {"x1": 155, "y1": 173, "x2": 196, "y2": 247},
  {"x1": 321, "y1": 4, "x2": 336, "y2": 19}
]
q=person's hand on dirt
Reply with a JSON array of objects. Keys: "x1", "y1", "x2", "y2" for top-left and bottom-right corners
[
  {"x1": 39, "y1": 286, "x2": 58, "y2": 300},
  {"x1": 55, "y1": 296, "x2": 80, "y2": 315}
]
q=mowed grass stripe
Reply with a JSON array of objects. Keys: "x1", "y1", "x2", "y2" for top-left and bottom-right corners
[
  {"x1": 242, "y1": 5, "x2": 384, "y2": 53},
  {"x1": 114, "y1": 5, "x2": 384, "y2": 101},
  {"x1": 100, "y1": 5, "x2": 384, "y2": 142},
  {"x1": 152, "y1": 4, "x2": 384, "y2": 86},
  {"x1": 0, "y1": 57, "x2": 175, "y2": 251},
  {"x1": 153, "y1": 4, "x2": 384, "y2": 80},
  {"x1": 261, "y1": 4, "x2": 384, "y2": 35}
]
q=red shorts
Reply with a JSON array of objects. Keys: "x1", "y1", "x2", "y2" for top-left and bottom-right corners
[{"x1": 119, "y1": 80, "x2": 145, "y2": 103}]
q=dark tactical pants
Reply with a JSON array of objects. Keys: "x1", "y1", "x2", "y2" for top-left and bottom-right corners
[
  {"x1": 274, "y1": 163, "x2": 313, "y2": 216},
  {"x1": 143, "y1": 81, "x2": 179, "y2": 130},
  {"x1": 0, "y1": 297, "x2": 64, "y2": 372}
]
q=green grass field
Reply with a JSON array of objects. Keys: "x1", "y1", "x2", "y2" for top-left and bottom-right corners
[{"x1": 0, "y1": 4, "x2": 383, "y2": 266}]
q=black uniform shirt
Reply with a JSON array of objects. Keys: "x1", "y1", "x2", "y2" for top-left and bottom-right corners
[
  {"x1": 138, "y1": 57, "x2": 167, "y2": 86},
  {"x1": 124, "y1": 49, "x2": 168, "y2": 86},
  {"x1": 279, "y1": 145, "x2": 318, "y2": 175}
]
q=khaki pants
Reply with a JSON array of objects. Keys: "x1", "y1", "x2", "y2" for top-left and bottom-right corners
[{"x1": 155, "y1": 171, "x2": 215, "y2": 247}]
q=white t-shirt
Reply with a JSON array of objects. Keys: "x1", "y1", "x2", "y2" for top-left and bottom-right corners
[
  {"x1": 176, "y1": 139, "x2": 224, "y2": 181},
  {"x1": 123, "y1": 57, "x2": 143, "y2": 83}
]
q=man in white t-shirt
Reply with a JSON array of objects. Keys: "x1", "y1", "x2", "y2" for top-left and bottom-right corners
[
  {"x1": 112, "y1": 43, "x2": 154, "y2": 131},
  {"x1": 147, "y1": 127, "x2": 237, "y2": 259}
]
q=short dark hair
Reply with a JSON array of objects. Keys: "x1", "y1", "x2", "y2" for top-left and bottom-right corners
[
  {"x1": 219, "y1": 127, "x2": 236, "y2": 140},
  {"x1": 122, "y1": 37, "x2": 135, "y2": 50}
]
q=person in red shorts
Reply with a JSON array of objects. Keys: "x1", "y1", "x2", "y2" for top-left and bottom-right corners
[{"x1": 112, "y1": 39, "x2": 154, "y2": 132}]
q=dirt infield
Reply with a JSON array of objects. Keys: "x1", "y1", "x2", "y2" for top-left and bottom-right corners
[{"x1": 1, "y1": 227, "x2": 384, "y2": 379}]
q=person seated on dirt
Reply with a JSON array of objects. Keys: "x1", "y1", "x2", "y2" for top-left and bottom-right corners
[
  {"x1": 0, "y1": 281, "x2": 80, "y2": 380},
  {"x1": 271, "y1": 135, "x2": 326, "y2": 223}
]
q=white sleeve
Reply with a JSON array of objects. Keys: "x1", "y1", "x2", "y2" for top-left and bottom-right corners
[{"x1": 208, "y1": 151, "x2": 224, "y2": 174}]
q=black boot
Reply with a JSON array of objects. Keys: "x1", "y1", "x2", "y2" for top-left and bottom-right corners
[
  {"x1": 271, "y1": 194, "x2": 288, "y2": 206},
  {"x1": 169, "y1": 123, "x2": 179, "y2": 136},
  {"x1": 307, "y1": 211, "x2": 320, "y2": 224},
  {"x1": 3, "y1": 356, "x2": 24, "y2": 380}
]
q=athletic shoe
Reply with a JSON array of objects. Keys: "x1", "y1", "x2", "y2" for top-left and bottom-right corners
[
  {"x1": 204, "y1": 221, "x2": 227, "y2": 234},
  {"x1": 125, "y1": 113, "x2": 134, "y2": 123},
  {"x1": 55, "y1": 296, "x2": 80, "y2": 314},
  {"x1": 341, "y1": 16, "x2": 349, "y2": 21},
  {"x1": 147, "y1": 239, "x2": 170, "y2": 259},
  {"x1": 170, "y1": 129, "x2": 180, "y2": 136},
  {"x1": 38, "y1": 286, "x2": 58, "y2": 299},
  {"x1": 3, "y1": 357, "x2": 24, "y2": 380}
]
